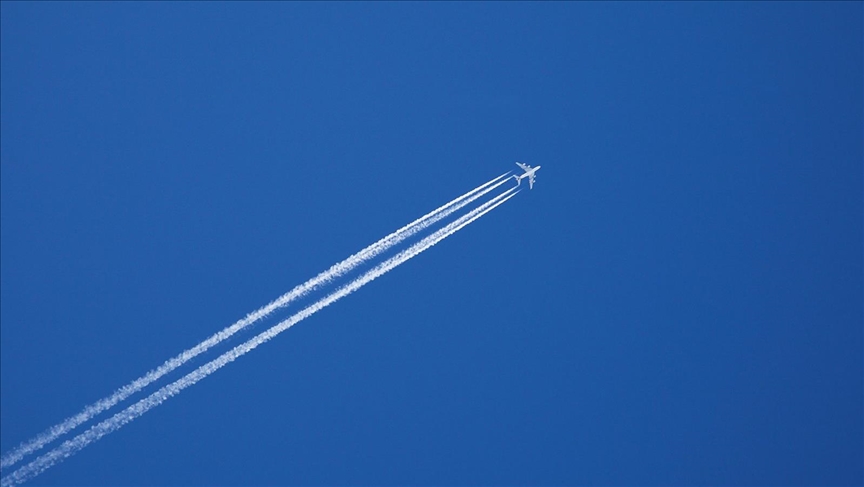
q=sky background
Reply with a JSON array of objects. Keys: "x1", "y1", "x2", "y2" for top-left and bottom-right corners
[{"x1": 1, "y1": 2, "x2": 861, "y2": 486}]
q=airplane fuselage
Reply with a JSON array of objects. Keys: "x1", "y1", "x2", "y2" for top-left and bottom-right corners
[{"x1": 514, "y1": 167, "x2": 540, "y2": 182}]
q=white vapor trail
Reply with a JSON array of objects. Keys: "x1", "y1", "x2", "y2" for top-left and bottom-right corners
[
  {"x1": 0, "y1": 173, "x2": 511, "y2": 472},
  {"x1": 1, "y1": 187, "x2": 519, "y2": 487}
]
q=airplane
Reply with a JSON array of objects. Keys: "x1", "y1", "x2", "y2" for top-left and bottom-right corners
[{"x1": 513, "y1": 162, "x2": 541, "y2": 189}]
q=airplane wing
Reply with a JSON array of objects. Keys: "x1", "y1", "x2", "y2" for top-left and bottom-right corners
[
  {"x1": 516, "y1": 162, "x2": 530, "y2": 171},
  {"x1": 529, "y1": 174, "x2": 535, "y2": 189}
]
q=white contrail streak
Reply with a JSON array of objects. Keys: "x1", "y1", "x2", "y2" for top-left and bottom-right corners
[
  {"x1": 1, "y1": 187, "x2": 518, "y2": 487},
  {"x1": 0, "y1": 173, "x2": 511, "y2": 471}
]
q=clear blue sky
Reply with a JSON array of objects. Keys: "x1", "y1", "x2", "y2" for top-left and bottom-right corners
[{"x1": 1, "y1": 2, "x2": 861, "y2": 485}]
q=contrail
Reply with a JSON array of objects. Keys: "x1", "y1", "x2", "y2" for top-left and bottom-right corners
[
  {"x1": 0, "y1": 173, "x2": 512, "y2": 471},
  {"x1": 0, "y1": 187, "x2": 518, "y2": 487}
]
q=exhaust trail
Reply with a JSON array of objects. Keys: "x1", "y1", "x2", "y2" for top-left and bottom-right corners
[
  {"x1": 1, "y1": 187, "x2": 519, "y2": 487},
  {"x1": 0, "y1": 172, "x2": 512, "y2": 471}
]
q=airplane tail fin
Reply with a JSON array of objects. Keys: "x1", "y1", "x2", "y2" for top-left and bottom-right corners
[{"x1": 514, "y1": 175, "x2": 521, "y2": 186}]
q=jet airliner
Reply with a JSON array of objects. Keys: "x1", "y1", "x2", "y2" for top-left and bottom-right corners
[{"x1": 514, "y1": 162, "x2": 541, "y2": 189}]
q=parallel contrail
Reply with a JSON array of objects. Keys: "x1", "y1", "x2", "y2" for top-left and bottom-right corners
[
  {"x1": 0, "y1": 173, "x2": 512, "y2": 472},
  {"x1": 1, "y1": 187, "x2": 518, "y2": 487}
]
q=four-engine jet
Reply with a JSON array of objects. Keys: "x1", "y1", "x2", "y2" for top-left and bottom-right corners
[{"x1": 513, "y1": 162, "x2": 541, "y2": 189}]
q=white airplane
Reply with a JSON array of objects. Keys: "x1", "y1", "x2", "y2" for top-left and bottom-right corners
[{"x1": 513, "y1": 162, "x2": 541, "y2": 189}]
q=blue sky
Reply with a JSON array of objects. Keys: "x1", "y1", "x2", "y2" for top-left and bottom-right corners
[{"x1": 1, "y1": 2, "x2": 861, "y2": 485}]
